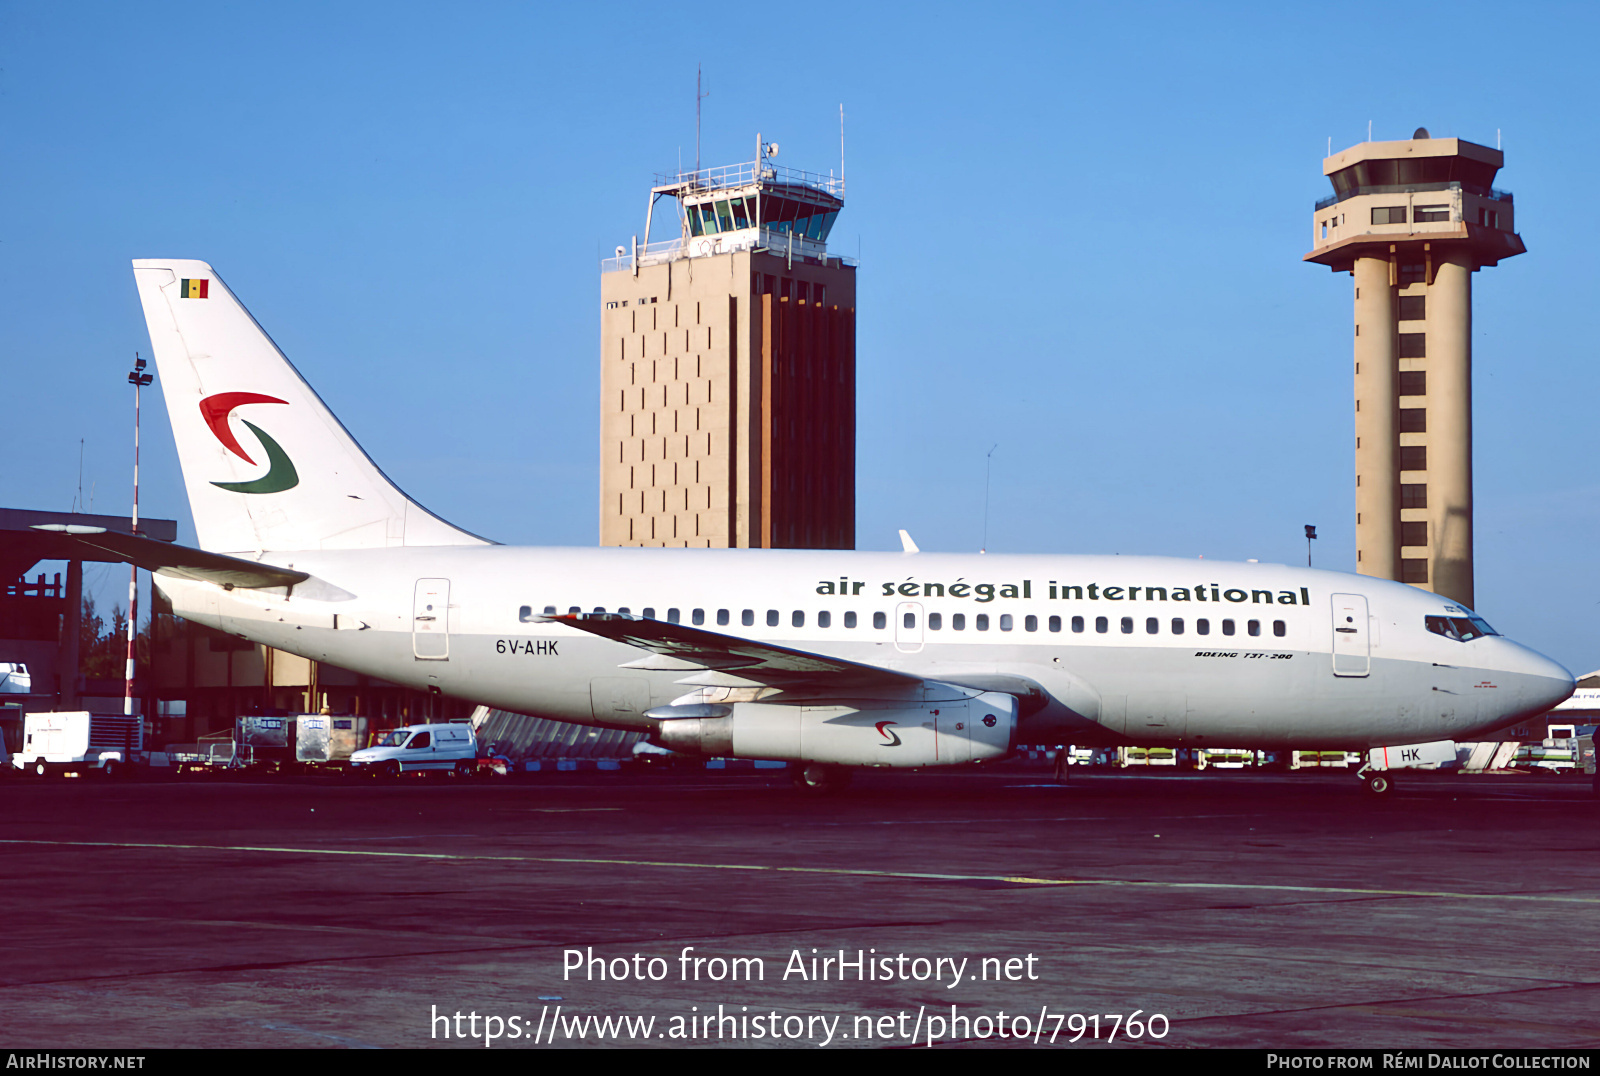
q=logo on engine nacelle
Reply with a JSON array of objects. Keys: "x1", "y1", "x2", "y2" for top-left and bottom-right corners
[{"x1": 875, "y1": 721, "x2": 902, "y2": 747}]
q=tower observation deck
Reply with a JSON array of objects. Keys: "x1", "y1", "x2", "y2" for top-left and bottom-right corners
[
  {"x1": 1305, "y1": 130, "x2": 1525, "y2": 608},
  {"x1": 599, "y1": 142, "x2": 857, "y2": 549}
]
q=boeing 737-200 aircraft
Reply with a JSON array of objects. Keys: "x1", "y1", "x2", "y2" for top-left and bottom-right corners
[{"x1": 57, "y1": 259, "x2": 1572, "y2": 792}]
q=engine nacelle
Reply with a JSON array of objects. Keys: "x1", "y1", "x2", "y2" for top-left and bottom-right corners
[{"x1": 651, "y1": 687, "x2": 1017, "y2": 767}]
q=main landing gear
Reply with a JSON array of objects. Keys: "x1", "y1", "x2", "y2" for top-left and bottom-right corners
[{"x1": 791, "y1": 763, "x2": 852, "y2": 796}]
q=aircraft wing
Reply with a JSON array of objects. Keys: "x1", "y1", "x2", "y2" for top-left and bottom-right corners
[{"x1": 548, "y1": 613, "x2": 921, "y2": 689}]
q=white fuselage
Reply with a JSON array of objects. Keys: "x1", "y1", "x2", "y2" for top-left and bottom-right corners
[{"x1": 155, "y1": 546, "x2": 1574, "y2": 752}]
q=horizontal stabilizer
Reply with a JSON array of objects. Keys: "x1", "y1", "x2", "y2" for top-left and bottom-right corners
[{"x1": 34, "y1": 527, "x2": 309, "y2": 590}]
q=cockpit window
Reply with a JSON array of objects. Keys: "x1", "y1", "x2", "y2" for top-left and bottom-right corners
[{"x1": 1426, "y1": 615, "x2": 1498, "y2": 642}]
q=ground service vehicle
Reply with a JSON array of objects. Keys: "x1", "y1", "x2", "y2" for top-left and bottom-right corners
[
  {"x1": 16, "y1": 711, "x2": 142, "y2": 777},
  {"x1": 348, "y1": 722, "x2": 478, "y2": 777}
]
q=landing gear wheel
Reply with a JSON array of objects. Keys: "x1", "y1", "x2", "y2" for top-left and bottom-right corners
[
  {"x1": 1363, "y1": 772, "x2": 1393, "y2": 796},
  {"x1": 792, "y1": 763, "x2": 852, "y2": 795}
]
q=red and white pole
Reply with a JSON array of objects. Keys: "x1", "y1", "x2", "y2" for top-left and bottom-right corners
[{"x1": 126, "y1": 355, "x2": 152, "y2": 722}]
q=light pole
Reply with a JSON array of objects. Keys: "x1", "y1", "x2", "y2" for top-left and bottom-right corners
[{"x1": 125, "y1": 355, "x2": 152, "y2": 724}]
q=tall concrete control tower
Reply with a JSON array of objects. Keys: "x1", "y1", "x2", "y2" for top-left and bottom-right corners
[
  {"x1": 599, "y1": 140, "x2": 857, "y2": 549},
  {"x1": 1305, "y1": 130, "x2": 1525, "y2": 608}
]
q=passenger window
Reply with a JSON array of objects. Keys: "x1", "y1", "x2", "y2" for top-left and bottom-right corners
[
  {"x1": 1248, "y1": 620, "x2": 1260, "y2": 637},
  {"x1": 1072, "y1": 616, "x2": 1085, "y2": 633},
  {"x1": 1048, "y1": 615, "x2": 1061, "y2": 632},
  {"x1": 1120, "y1": 617, "x2": 1134, "y2": 634},
  {"x1": 519, "y1": 605, "x2": 535, "y2": 623},
  {"x1": 844, "y1": 611, "x2": 858, "y2": 628},
  {"x1": 903, "y1": 612, "x2": 916, "y2": 629},
  {"x1": 873, "y1": 612, "x2": 887, "y2": 629},
  {"x1": 952, "y1": 613, "x2": 966, "y2": 630},
  {"x1": 928, "y1": 612, "x2": 941, "y2": 630},
  {"x1": 1273, "y1": 620, "x2": 1286, "y2": 637},
  {"x1": 617, "y1": 607, "x2": 631, "y2": 616},
  {"x1": 1221, "y1": 619, "x2": 1235, "y2": 636},
  {"x1": 793, "y1": 610, "x2": 805, "y2": 628},
  {"x1": 568, "y1": 606, "x2": 581, "y2": 615},
  {"x1": 999, "y1": 614, "x2": 1012, "y2": 631},
  {"x1": 692, "y1": 609, "x2": 705, "y2": 625},
  {"x1": 767, "y1": 610, "x2": 779, "y2": 627},
  {"x1": 976, "y1": 614, "x2": 990, "y2": 631},
  {"x1": 1025, "y1": 615, "x2": 1038, "y2": 632},
  {"x1": 1196, "y1": 619, "x2": 1209, "y2": 635},
  {"x1": 742, "y1": 609, "x2": 754, "y2": 626},
  {"x1": 1171, "y1": 618, "x2": 1184, "y2": 635},
  {"x1": 667, "y1": 608, "x2": 681, "y2": 624},
  {"x1": 1095, "y1": 616, "x2": 1108, "y2": 633},
  {"x1": 1146, "y1": 617, "x2": 1159, "y2": 634},
  {"x1": 594, "y1": 607, "x2": 606, "y2": 614},
  {"x1": 642, "y1": 607, "x2": 656, "y2": 620},
  {"x1": 819, "y1": 611, "x2": 831, "y2": 628},
  {"x1": 717, "y1": 609, "x2": 729, "y2": 626},
  {"x1": 543, "y1": 605, "x2": 557, "y2": 616}
]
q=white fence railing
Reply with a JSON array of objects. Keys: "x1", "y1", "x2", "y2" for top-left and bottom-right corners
[{"x1": 602, "y1": 228, "x2": 855, "y2": 273}]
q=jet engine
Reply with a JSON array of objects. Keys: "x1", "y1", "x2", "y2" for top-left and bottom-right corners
[{"x1": 649, "y1": 687, "x2": 1018, "y2": 768}]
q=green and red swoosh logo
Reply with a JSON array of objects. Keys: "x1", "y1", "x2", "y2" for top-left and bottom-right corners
[{"x1": 200, "y1": 393, "x2": 299, "y2": 494}]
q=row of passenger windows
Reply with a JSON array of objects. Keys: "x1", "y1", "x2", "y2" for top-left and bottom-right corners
[{"x1": 519, "y1": 605, "x2": 1288, "y2": 638}]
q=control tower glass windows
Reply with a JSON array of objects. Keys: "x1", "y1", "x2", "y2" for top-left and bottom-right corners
[
  {"x1": 761, "y1": 196, "x2": 841, "y2": 242},
  {"x1": 1329, "y1": 156, "x2": 1497, "y2": 196}
]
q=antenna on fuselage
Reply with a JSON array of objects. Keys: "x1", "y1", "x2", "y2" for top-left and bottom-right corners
[{"x1": 981, "y1": 443, "x2": 999, "y2": 553}]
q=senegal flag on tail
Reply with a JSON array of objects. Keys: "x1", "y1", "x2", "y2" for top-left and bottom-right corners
[{"x1": 179, "y1": 278, "x2": 209, "y2": 299}]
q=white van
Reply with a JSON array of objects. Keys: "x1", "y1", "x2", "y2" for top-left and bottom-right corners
[{"x1": 349, "y1": 722, "x2": 478, "y2": 777}]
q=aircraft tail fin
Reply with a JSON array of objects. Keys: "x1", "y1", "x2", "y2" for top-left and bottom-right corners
[{"x1": 131, "y1": 259, "x2": 490, "y2": 553}]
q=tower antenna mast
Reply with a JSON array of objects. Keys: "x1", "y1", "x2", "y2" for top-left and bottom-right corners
[{"x1": 695, "y1": 64, "x2": 710, "y2": 178}]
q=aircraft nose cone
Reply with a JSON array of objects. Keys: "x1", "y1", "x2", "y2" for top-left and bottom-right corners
[{"x1": 1515, "y1": 646, "x2": 1575, "y2": 715}]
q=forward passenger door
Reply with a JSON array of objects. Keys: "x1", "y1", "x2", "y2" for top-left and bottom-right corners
[{"x1": 1330, "y1": 593, "x2": 1370, "y2": 677}]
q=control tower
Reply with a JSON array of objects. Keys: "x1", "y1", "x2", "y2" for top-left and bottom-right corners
[
  {"x1": 599, "y1": 140, "x2": 856, "y2": 548},
  {"x1": 1305, "y1": 129, "x2": 1525, "y2": 608}
]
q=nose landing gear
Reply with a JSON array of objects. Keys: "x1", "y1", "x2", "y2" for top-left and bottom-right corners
[{"x1": 1356, "y1": 761, "x2": 1393, "y2": 796}]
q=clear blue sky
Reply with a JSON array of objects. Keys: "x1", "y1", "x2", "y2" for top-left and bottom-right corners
[{"x1": 3, "y1": 2, "x2": 1597, "y2": 671}]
